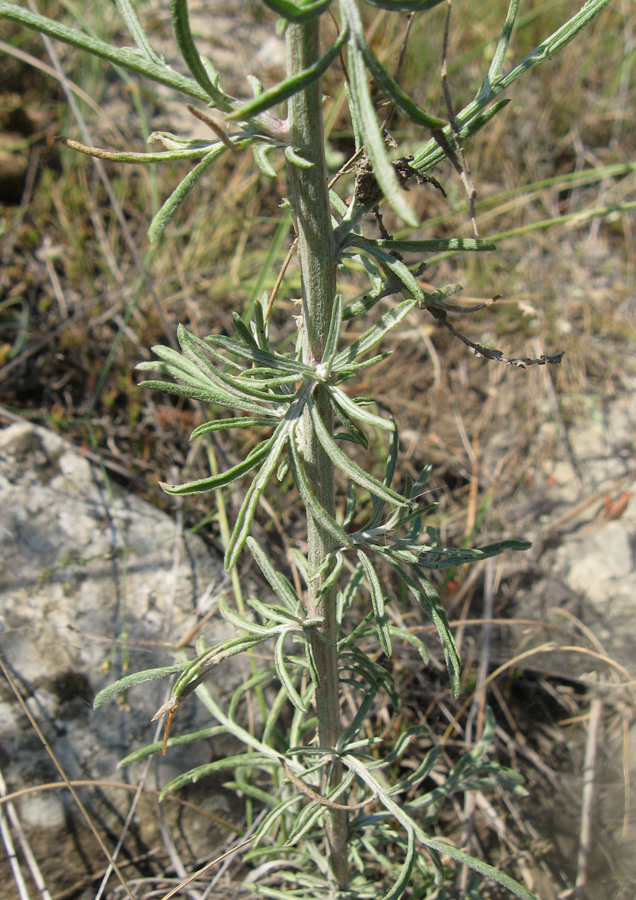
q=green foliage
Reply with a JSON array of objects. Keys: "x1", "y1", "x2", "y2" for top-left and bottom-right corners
[{"x1": 1, "y1": 0, "x2": 612, "y2": 897}]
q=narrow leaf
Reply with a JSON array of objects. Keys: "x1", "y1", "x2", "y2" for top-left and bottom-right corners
[
  {"x1": 260, "y1": 0, "x2": 333, "y2": 23},
  {"x1": 310, "y1": 400, "x2": 408, "y2": 507},
  {"x1": 358, "y1": 550, "x2": 392, "y2": 657},
  {"x1": 169, "y1": 0, "x2": 231, "y2": 108},
  {"x1": 357, "y1": 35, "x2": 446, "y2": 130},
  {"x1": 275, "y1": 632, "x2": 308, "y2": 711},
  {"x1": 383, "y1": 828, "x2": 415, "y2": 900},
  {"x1": 289, "y1": 426, "x2": 354, "y2": 549},
  {"x1": 189, "y1": 416, "x2": 274, "y2": 439},
  {"x1": 94, "y1": 664, "x2": 187, "y2": 708},
  {"x1": 225, "y1": 422, "x2": 292, "y2": 569},
  {"x1": 160, "y1": 437, "x2": 273, "y2": 496},
  {"x1": 331, "y1": 386, "x2": 394, "y2": 432},
  {"x1": 333, "y1": 298, "x2": 416, "y2": 370},
  {"x1": 322, "y1": 292, "x2": 343, "y2": 367},
  {"x1": 0, "y1": 1, "x2": 211, "y2": 102},
  {"x1": 342, "y1": 0, "x2": 418, "y2": 226},
  {"x1": 363, "y1": 0, "x2": 445, "y2": 9},
  {"x1": 372, "y1": 238, "x2": 496, "y2": 253},
  {"x1": 115, "y1": 0, "x2": 164, "y2": 65},
  {"x1": 57, "y1": 136, "x2": 214, "y2": 164},
  {"x1": 247, "y1": 536, "x2": 301, "y2": 611},
  {"x1": 390, "y1": 561, "x2": 461, "y2": 696},
  {"x1": 343, "y1": 756, "x2": 538, "y2": 900},
  {"x1": 149, "y1": 145, "x2": 226, "y2": 242},
  {"x1": 226, "y1": 25, "x2": 348, "y2": 122}
]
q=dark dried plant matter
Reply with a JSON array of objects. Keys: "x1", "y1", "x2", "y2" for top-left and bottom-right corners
[{"x1": 1, "y1": 1, "x2": 634, "y2": 899}]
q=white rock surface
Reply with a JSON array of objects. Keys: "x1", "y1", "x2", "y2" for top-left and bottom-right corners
[{"x1": 0, "y1": 422, "x2": 251, "y2": 870}]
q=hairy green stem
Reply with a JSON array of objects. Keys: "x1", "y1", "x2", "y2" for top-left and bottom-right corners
[{"x1": 285, "y1": 19, "x2": 348, "y2": 891}]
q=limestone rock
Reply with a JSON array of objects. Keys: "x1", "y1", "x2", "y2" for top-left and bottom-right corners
[{"x1": 0, "y1": 422, "x2": 251, "y2": 895}]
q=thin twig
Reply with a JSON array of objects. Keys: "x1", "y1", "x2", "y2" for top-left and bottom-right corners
[
  {"x1": 0, "y1": 767, "x2": 51, "y2": 900},
  {"x1": 280, "y1": 758, "x2": 376, "y2": 811}
]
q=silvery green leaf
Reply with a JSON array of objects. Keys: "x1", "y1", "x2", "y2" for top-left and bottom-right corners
[
  {"x1": 177, "y1": 327, "x2": 290, "y2": 401},
  {"x1": 253, "y1": 795, "x2": 304, "y2": 848},
  {"x1": 388, "y1": 745, "x2": 443, "y2": 795},
  {"x1": 357, "y1": 550, "x2": 392, "y2": 657},
  {"x1": 334, "y1": 353, "x2": 392, "y2": 378},
  {"x1": 382, "y1": 828, "x2": 415, "y2": 900},
  {"x1": 248, "y1": 596, "x2": 301, "y2": 627},
  {"x1": 343, "y1": 483, "x2": 356, "y2": 530},
  {"x1": 208, "y1": 335, "x2": 315, "y2": 376},
  {"x1": 137, "y1": 376, "x2": 270, "y2": 415},
  {"x1": 316, "y1": 552, "x2": 344, "y2": 603},
  {"x1": 189, "y1": 416, "x2": 274, "y2": 439},
  {"x1": 331, "y1": 386, "x2": 393, "y2": 432},
  {"x1": 231, "y1": 310, "x2": 260, "y2": 347},
  {"x1": 289, "y1": 426, "x2": 354, "y2": 549},
  {"x1": 417, "y1": 538, "x2": 531, "y2": 569},
  {"x1": 329, "y1": 394, "x2": 369, "y2": 448},
  {"x1": 341, "y1": 0, "x2": 418, "y2": 227},
  {"x1": 177, "y1": 325, "x2": 241, "y2": 371},
  {"x1": 169, "y1": 0, "x2": 231, "y2": 109},
  {"x1": 342, "y1": 756, "x2": 538, "y2": 900},
  {"x1": 411, "y1": 462, "x2": 433, "y2": 499},
  {"x1": 275, "y1": 633, "x2": 307, "y2": 711},
  {"x1": 344, "y1": 237, "x2": 427, "y2": 303},
  {"x1": 149, "y1": 145, "x2": 226, "y2": 243},
  {"x1": 285, "y1": 800, "x2": 327, "y2": 846},
  {"x1": 247, "y1": 74, "x2": 264, "y2": 96},
  {"x1": 389, "y1": 561, "x2": 461, "y2": 697},
  {"x1": 115, "y1": 0, "x2": 164, "y2": 65},
  {"x1": 373, "y1": 238, "x2": 496, "y2": 254},
  {"x1": 57, "y1": 136, "x2": 215, "y2": 164},
  {"x1": 333, "y1": 299, "x2": 416, "y2": 370},
  {"x1": 171, "y1": 635, "x2": 269, "y2": 701},
  {"x1": 353, "y1": 19, "x2": 446, "y2": 130},
  {"x1": 412, "y1": 100, "x2": 511, "y2": 173},
  {"x1": 160, "y1": 435, "x2": 274, "y2": 496},
  {"x1": 247, "y1": 536, "x2": 301, "y2": 611},
  {"x1": 0, "y1": 1, "x2": 211, "y2": 101},
  {"x1": 225, "y1": 421, "x2": 292, "y2": 569},
  {"x1": 160, "y1": 752, "x2": 279, "y2": 798},
  {"x1": 148, "y1": 131, "x2": 216, "y2": 151},
  {"x1": 321, "y1": 292, "x2": 343, "y2": 368},
  {"x1": 253, "y1": 142, "x2": 278, "y2": 177},
  {"x1": 485, "y1": 0, "x2": 520, "y2": 86},
  {"x1": 329, "y1": 189, "x2": 349, "y2": 218},
  {"x1": 93, "y1": 664, "x2": 188, "y2": 708},
  {"x1": 341, "y1": 646, "x2": 399, "y2": 705},
  {"x1": 226, "y1": 25, "x2": 348, "y2": 122},
  {"x1": 219, "y1": 595, "x2": 272, "y2": 636},
  {"x1": 361, "y1": 625, "x2": 429, "y2": 663},
  {"x1": 260, "y1": 0, "x2": 333, "y2": 23},
  {"x1": 277, "y1": 457, "x2": 290, "y2": 481},
  {"x1": 310, "y1": 399, "x2": 408, "y2": 508},
  {"x1": 285, "y1": 146, "x2": 313, "y2": 168},
  {"x1": 118, "y1": 726, "x2": 228, "y2": 767}
]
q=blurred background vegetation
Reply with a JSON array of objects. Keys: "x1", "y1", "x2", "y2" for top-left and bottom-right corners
[{"x1": 1, "y1": 1, "x2": 635, "y2": 897}]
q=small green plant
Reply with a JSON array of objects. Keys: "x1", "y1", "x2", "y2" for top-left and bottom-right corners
[{"x1": 1, "y1": 0, "x2": 612, "y2": 896}]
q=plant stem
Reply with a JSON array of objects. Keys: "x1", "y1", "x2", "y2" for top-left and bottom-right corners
[{"x1": 285, "y1": 19, "x2": 348, "y2": 891}]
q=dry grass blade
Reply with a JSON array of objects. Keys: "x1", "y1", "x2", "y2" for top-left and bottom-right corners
[
  {"x1": 575, "y1": 695, "x2": 603, "y2": 893},
  {"x1": 0, "y1": 767, "x2": 51, "y2": 900}
]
